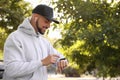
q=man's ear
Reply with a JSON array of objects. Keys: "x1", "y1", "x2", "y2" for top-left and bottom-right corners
[
  {"x1": 32, "y1": 13, "x2": 39, "y2": 22},
  {"x1": 34, "y1": 17, "x2": 38, "y2": 22}
]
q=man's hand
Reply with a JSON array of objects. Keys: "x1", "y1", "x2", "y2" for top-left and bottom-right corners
[
  {"x1": 41, "y1": 54, "x2": 59, "y2": 66},
  {"x1": 57, "y1": 59, "x2": 68, "y2": 73}
]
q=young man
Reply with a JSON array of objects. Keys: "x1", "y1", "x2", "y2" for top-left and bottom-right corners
[{"x1": 3, "y1": 4, "x2": 68, "y2": 80}]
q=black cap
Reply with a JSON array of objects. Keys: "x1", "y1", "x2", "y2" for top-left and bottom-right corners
[{"x1": 32, "y1": 4, "x2": 59, "y2": 24}]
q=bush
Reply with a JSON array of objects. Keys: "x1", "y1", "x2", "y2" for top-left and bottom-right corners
[{"x1": 62, "y1": 66, "x2": 80, "y2": 77}]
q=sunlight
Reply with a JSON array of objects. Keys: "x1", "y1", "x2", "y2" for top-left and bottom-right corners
[{"x1": 24, "y1": 0, "x2": 52, "y2": 7}]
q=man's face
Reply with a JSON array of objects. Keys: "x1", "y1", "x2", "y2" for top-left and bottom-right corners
[{"x1": 36, "y1": 15, "x2": 51, "y2": 34}]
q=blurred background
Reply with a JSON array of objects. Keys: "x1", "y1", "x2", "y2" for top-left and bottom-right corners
[{"x1": 0, "y1": 0, "x2": 120, "y2": 80}]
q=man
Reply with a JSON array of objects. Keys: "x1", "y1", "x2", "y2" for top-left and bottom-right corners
[{"x1": 3, "y1": 4, "x2": 68, "y2": 80}]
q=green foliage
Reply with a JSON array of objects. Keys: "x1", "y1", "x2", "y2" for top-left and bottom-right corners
[
  {"x1": 63, "y1": 66, "x2": 80, "y2": 77},
  {"x1": 53, "y1": 0, "x2": 120, "y2": 77},
  {"x1": 0, "y1": 28, "x2": 7, "y2": 51},
  {"x1": 0, "y1": 0, "x2": 32, "y2": 58},
  {"x1": 0, "y1": 50, "x2": 3, "y2": 60},
  {"x1": 0, "y1": 0, "x2": 32, "y2": 33}
]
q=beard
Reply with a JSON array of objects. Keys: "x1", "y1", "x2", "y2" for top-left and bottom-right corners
[{"x1": 36, "y1": 19, "x2": 44, "y2": 35}]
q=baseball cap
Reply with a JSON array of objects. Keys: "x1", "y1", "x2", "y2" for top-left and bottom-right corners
[{"x1": 32, "y1": 4, "x2": 59, "y2": 24}]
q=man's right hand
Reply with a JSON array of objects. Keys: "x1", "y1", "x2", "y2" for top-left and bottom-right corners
[{"x1": 41, "y1": 54, "x2": 59, "y2": 66}]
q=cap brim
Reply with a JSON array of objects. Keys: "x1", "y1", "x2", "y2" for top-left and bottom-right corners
[
  {"x1": 44, "y1": 16, "x2": 59, "y2": 24},
  {"x1": 52, "y1": 19, "x2": 59, "y2": 24}
]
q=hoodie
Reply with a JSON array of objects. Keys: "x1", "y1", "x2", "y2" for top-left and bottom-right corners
[{"x1": 3, "y1": 17, "x2": 64, "y2": 80}]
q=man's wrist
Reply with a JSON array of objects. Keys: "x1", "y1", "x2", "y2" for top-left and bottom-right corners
[{"x1": 41, "y1": 60, "x2": 45, "y2": 66}]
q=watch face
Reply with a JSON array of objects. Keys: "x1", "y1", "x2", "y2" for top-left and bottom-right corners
[{"x1": 60, "y1": 58, "x2": 66, "y2": 60}]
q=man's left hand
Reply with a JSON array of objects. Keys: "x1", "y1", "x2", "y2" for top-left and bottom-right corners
[{"x1": 57, "y1": 59, "x2": 68, "y2": 73}]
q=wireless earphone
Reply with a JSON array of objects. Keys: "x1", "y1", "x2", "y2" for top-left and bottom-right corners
[{"x1": 34, "y1": 17, "x2": 38, "y2": 22}]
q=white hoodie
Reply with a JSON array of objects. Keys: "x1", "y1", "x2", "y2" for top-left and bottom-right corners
[{"x1": 3, "y1": 17, "x2": 64, "y2": 80}]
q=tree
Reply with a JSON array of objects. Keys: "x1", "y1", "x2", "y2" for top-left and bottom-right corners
[
  {"x1": 0, "y1": 0, "x2": 32, "y2": 57},
  {"x1": 0, "y1": 0, "x2": 32, "y2": 32},
  {"x1": 53, "y1": 0, "x2": 120, "y2": 78}
]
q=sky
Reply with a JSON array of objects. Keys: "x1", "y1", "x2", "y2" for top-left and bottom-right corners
[
  {"x1": 24, "y1": 0, "x2": 52, "y2": 8},
  {"x1": 24, "y1": 0, "x2": 61, "y2": 39}
]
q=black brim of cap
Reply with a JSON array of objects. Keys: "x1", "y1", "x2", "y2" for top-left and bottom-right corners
[
  {"x1": 45, "y1": 16, "x2": 59, "y2": 24},
  {"x1": 52, "y1": 19, "x2": 59, "y2": 24}
]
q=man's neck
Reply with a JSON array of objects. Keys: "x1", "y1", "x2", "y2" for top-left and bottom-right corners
[{"x1": 30, "y1": 17, "x2": 38, "y2": 33}]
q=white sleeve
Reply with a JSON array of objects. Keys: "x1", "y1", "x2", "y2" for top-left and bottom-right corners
[
  {"x1": 48, "y1": 41, "x2": 65, "y2": 61},
  {"x1": 4, "y1": 35, "x2": 42, "y2": 78},
  {"x1": 48, "y1": 43, "x2": 68, "y2": 68},
  {"x1": 49, "y1": 44, "x2": 64, "y2": 58}
]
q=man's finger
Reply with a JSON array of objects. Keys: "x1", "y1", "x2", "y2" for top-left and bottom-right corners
[{"x1": 52, "y1": 54, "x2": 60, "y2": 58}]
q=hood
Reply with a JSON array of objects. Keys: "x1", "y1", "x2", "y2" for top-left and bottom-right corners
[{"x1": 18, "y1": 17, "x2": 39, "y2": 37}]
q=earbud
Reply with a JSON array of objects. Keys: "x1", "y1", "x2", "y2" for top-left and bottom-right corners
[{"x1": 34, "y1": 17, "x2": 38, "y2": 22}]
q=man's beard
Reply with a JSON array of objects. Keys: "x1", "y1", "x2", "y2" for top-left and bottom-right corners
[{"x1": 36, "y1": 19, "x2": 44, "y2": 35}]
